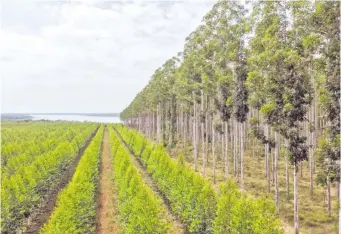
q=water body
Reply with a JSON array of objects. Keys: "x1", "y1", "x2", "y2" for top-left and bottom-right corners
[{"x1": 30, "y1": 114, "x2": 121, "y2": 123}]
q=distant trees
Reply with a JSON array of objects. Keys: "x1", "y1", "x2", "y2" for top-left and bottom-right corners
[{"x1": 120, "y1": 1, "x2": 340, "y2": 233}]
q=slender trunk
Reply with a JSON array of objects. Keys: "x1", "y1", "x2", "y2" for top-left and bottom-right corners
[
  {"x1": 285, "y1": 140, "x2": 290, "y2": 200},
  {"x1": 294, "y1": 162, "x2": 299, "y2": 234},
  {"x1": 157, "y1": 104, "x2": 161, "y2": 143},
  {"x1": 310, "y1": 146, "x2": 314, "y2": 197},
  {"x1": 221, "y1": 130, "x2": 224, "y2": 175},
  {"x1": 193, "y1": 96, "x2": 198, "y2": 171},
  {"x1": 236, "y1": 119, "x2": 239, "y2": 182},
  {"x1": 195, "y1": 105, "x2": 199, "y2": 171},
  {"x1": 234, "y1": 119, "x2": 237, "y2": 178},
  {"x1": 327, "y1": 175, "x2": 331, "y2": 216},
  {"x1": 275, "y1": 132, "x2": 279, "y2": 213},
  {"x1": 212, "y1": 123, "x2": 216, "y2": 184},
  {"x1": 240, "y1": 122, "x2": 244, "y2": 192},
  {"x1": 205, "y1": 107, "x2": 209, "y2": 170},
  {"x1": 225, "y1": 121, "x2": 229, "y2": 179},
  {"x1": 201, "y1": 91, "x2": 206, "y2": 176},
  {"x1": 337, "y1": 181, "x2": 340, "y2": 204},
  {"x1": 184, "y1": 112, "x2": 187, "y2": 150},
  {"x1": 313, "y1": 68, "x2": 318, "y2": 173},
  {"x1": 300, "y1": 161, "x2": 303, "y2": 178},
  {"x1": 265, "y1": 124, "x2": 270, "y2": 193},
  {"x1": 271, "y1": 128, "x2": 274, "y2": 184}
]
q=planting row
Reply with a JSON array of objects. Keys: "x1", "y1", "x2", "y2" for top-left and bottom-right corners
[
  {"x1": 3, "y1": 123, "x2": 95, "y2": 177},
  {"x1": 2, "y1": 122, "x2": 89, "y2": 167},
  {"x1": 41, "y1": 125, "x2": 104, "y2": 233},
  {"x1": 108, "y1": 127, "x2": 170, "y2": 233},
  {"x1": 1, "y1": 123, "x2": 99, "y2": 233}
]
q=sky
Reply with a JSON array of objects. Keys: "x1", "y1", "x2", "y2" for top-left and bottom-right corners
[{"x1": 1, "y1": 0, "x2": 216, "y2": 113}]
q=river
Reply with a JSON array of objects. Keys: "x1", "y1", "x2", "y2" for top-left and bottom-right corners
[{"x1": 30, "y1": 114, "x2": 121, "y2": 123}]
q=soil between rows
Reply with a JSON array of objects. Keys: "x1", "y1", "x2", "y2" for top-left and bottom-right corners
[{"x1": 96, "y1": 126, "x2": 119, "y2": 233}]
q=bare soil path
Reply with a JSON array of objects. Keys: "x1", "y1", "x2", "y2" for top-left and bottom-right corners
[
  {"x1": 24, "y1": 126, "x2": 100, "y2": 234},
  {"x1": 113, "y1": 127, "x2": 188, "y2": 234},
  {"x1": 96, "y1": 126, "x2": 119, "y2": 234}
]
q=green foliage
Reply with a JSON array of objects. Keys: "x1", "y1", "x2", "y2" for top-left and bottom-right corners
[
  {"x1": 40, "y1": 125, "x2": 104, "y2": 234},
  {"x1": 213, "y1": 180, "x2": 283, "y2": 234},
  {"x1": 115, "y1": 124, "x2": 216, "y2": 233},
  {"x1": 1, "y1": 122, "x2": 98, "y2": 233},
  {"x1": 315, "y1": 131, "x2": 340, "y2": 185},
  {"x1": 260, "y1": 103, "x2": 276, "y2": 117},
  {"x1": 109, "y1": 127, "x2": 170, "y2": 233}
]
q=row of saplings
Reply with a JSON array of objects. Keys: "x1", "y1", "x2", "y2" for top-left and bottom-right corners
[
  {"x1": 114, "y1": 125, "x2": 282, "y2": 234},
  {"x1": 109, "y1": 127, "x2": 170, "y2": 233}
]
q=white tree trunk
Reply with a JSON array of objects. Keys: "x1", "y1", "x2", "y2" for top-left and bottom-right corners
[
  {"x1": 225, "y1": 121, "x2": 229, "y2": 179},
  {"x1": 294, "y1": 162, "x2": 299, "y2": 234},
  {"x1": 212, "y1": 123, "x2": 216, "y2": 184},
  {"x1": 201, "y1": 91, "x2": 205, "y2": 176},
  {"x1": 275, "y1": 132, "x2": 279, "y2": 213},
  {"x1": 327, "y1": 175, "x2": 331, "y2": 216},
  {"x1": 285, "y1": 140, "x2": 289, "y2": 200},
  {"x1": 234, "y1": 119, "x2": 238, "y2": 179},
  {"x1": 265, "y1": 124, "x2": 270, "y2": 193},
  {"x1": 240, "y1": 122, "x2": 244, "y2": 192}
]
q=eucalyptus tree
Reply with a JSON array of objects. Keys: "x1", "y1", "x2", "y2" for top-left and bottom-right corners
[
  {"x1": 247, "y1": 2, "x2": 312, "y2": 232},
  {"x1": 205, "y1": 1, "x2": 249, "y2": 187},
  {"x1": 181, "y1": 30, "x2": 205, "y2": 171},
  {"x1": 311, "y1": 1, "x2": 340, "y2": 218}
]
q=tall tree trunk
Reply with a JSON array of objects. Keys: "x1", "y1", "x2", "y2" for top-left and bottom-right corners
[
  {"x1": 285, "y1": 140, "x2": 290, "y2": 200},
  {"x1": 327, "y1": 175, "x2": 331, "y2": 217},
  {"x1": 240, "y1": 122, "x2": 245, "y2": 192},
  {"x1": 205, "y1": 106, "x2": 209, "y2": 169},
  {"x1": 201, "y1": 90, "x2": 206, "y2": 176},
  {"x1": 193, "y1": 99, "x2": 198, "y2": 171},
  {"x1": 310, "y1": 130, "x2": 314, "y2": 197},
  {"x1": 294, "y1": 162, "x2": 299, "y2": 234},
  {"x1": 234, "y1": 119, "x2": 237, "y2": 178},
  {"x1": 225, "y1": 121, "x2": 229, "y2": 179},
  {"x1": 265, "y1": 124, "x2": 270, "y2": 193},
  {"x1": 183, "y1": 111, "x2": 187, "y2": 150},
  {"x1": 157, "y1": 104, "x2": 161, "y2": 144},
  {"x1": 212, "y1": 123, "x2": 216, "y2": 184},
  {"x1": 274, "y1": 132, "x2": 279, "y2": 213},
  {"x1": 221, "y1": 130, "x2": 224, "y2": 176},
  {"x1": 271, "y1": 128, "x2": 274, "y2": 184}
]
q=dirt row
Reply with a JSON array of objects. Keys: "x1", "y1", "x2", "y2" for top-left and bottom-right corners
[{"x1": 96, "y1": 127, "x2": 118, "y2": 233}]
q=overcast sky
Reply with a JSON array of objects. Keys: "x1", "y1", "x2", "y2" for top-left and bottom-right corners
[{"x1": 1, "y1": 0, "x2": 216, "y2": 113}]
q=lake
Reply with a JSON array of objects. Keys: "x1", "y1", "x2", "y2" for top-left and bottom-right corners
[{"x1": 30, "y1": 114, "x2": 121, "y2": 123}]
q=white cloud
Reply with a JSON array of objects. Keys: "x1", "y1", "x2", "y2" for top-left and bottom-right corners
[{"x1": 1, "y1": 0, "x2": 216, "y2": 113}]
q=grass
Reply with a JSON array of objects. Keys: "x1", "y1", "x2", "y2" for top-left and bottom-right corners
[{"x1": 167, "y1": 138, "x2": 338, "y2": 234}]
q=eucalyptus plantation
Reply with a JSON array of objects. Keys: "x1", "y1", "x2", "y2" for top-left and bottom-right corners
[{"x1": 120, "y1": 1, "x2": 340, "y2": 233}]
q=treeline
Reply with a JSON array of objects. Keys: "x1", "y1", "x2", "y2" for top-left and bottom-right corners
[{"x1": 120, "y1": 1, "x2": 340, "y2": 233}]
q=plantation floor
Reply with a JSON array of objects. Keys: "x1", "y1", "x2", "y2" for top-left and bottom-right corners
[
  {"x1": 96, "y1": 126, "x2": 119, "y2": 233},
  {"x1": 113, "y1": 128, "x2": 188, "y2": 234},
  {"x1": 24, "y1": 126, "x2": 100, "y2": 234},
  {"x1": 168, "y1": 141, "x2": 338, "y2": 234}
]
